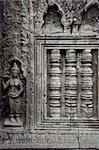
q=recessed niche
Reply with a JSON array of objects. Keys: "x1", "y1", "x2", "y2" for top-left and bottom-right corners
[
  {"x1": 80, "y1": 4, "x2": 99, "y2": 33},
  {"x1": 82, "y1": 5, "x2": 99, "y2": 26},
  {"x1": 42, "y1": 4, "x2": 64, "y2": 34}
]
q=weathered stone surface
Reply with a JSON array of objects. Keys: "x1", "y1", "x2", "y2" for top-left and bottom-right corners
[{"x1": 0, "y1": 0, "x2": 99, "y2": 149}]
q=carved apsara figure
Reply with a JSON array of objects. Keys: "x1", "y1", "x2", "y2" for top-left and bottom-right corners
[{"x1": 2, "y1": 59, "x2": 25, "y2": 126}]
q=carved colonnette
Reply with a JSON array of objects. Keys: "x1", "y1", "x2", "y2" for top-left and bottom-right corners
[
  {"x1": 49, "y1": 49, "x2": 61, "y2": 118},
  {"x1": 81, "y1": 49, "x2": 93, "y2": 118},
  {"x1": 65, "y1": 49, "x2": 77, "y2": 118}
]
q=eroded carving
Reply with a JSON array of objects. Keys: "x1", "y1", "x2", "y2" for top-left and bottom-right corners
[
  {"x1": 79, "y1": 2, "x2": 99, "y2": 34},
  {"x1": 42, "y1": 4, "x2": 64, "y2": 34},
  {"x1": 2, "y1": 58, "x2": 25, "y2": 127}
]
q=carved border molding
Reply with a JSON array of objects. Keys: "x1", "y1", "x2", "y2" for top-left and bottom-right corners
[{"x1": 0, "y1": 130, "x2": 99, "y2": 148}]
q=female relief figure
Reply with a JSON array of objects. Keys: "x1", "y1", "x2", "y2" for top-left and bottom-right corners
[{"x1": 2, "y1": 61, "x2": 24, "y2": 126}]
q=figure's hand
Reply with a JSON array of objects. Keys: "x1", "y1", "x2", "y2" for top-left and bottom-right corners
[
  {"x1": 2, "y1": 80, "x2": 6, "y2": 89},
  {"x1": 2, "y1": 78, "x2": 9, "y2": 89},
  {"x1": 2, "y1": 80, "x2": 5, "y2": 85},
  {"x1": 9, "y1": 93, "x2": 19, "y2": 98}
]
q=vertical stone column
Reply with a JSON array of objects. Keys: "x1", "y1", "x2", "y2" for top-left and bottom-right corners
[
  {"x1": 65, "y1": 49, "x2": 77, "y2": 118},
  {"x1": 81, "y1": 49, "x2": 93, "y2": 118},
  {"x1": 49, "y1": 49, "x2": 61, "y2": 118},
  {"x1": 0, "y1": 1, "x2": 3, "y2": 118}
]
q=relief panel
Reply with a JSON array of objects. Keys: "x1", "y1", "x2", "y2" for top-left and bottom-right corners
[{"x1": 1, "y1": 57, "x2": 25, "y2": 127}]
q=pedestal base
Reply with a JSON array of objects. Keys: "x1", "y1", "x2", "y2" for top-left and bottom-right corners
[{"x1": 4, "y1": 118, "x2": 23, "y2": 127}]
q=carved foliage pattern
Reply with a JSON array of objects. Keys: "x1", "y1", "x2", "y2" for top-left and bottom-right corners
[
  {"x1": 2, "y1": 0, "x2": 21, "y2": 76},
  {"x1": 2, "y1": 0, "x2": 30, "y2": 76},
  {"x1": 21, "y1": 0, "x2": 30, "y2": 72}
]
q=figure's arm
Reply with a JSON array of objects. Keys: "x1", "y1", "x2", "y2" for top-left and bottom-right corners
[
  {"x1": 2, "y1": 80, "x2": 9, "y2": 90},
  {"x1": 10, "y1": 80, "x2": 24, "y2": 98},
  {"x1": 10, "y1": 81, "x2": 24, "y2": 98},
  {"x1": 17, "y1": 81, "x2": 24, "y2": 97}
]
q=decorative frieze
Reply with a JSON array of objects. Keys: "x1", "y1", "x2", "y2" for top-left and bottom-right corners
[{"x1": 49, "y1": 49, "x2": 61, "y2": 118}]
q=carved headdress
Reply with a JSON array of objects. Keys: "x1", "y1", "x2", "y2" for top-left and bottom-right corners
[
  {"x1": 9, "y1": 57, "x2": 26, "y2": 78},
  {"x1": 11, "y1": 62, "x2": 20, "y2": 71}
]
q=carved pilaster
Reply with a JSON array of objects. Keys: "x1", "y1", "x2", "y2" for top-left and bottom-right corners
[
  {"x1": 49, "y1": 49, "x2": 61, "y2": 118},
  {"x1": 65, "y1": 50, "x2": 77, "y2": 118},
  {"x1": 81, "y1": 49, "x2": 93, "y2": 118}
]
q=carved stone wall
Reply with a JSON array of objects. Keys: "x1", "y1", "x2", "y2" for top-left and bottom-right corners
[
  {"x1": 0, "y1": 0, "x2": 99, "y2": 149},
  {"x1": 0, "y1": 1, "x2": 3, "y2": 119}
]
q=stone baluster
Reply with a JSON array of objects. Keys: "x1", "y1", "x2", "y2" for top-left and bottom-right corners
[
  {"x1": 49, "y1": 49, "x2": 61, "y2": 118},
  {"x1": 65, "y1": 49, "x2": 77, "y2": 118},
  {"x1": 81, "y1": 49, "x2": 93, "y2": 118}
]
